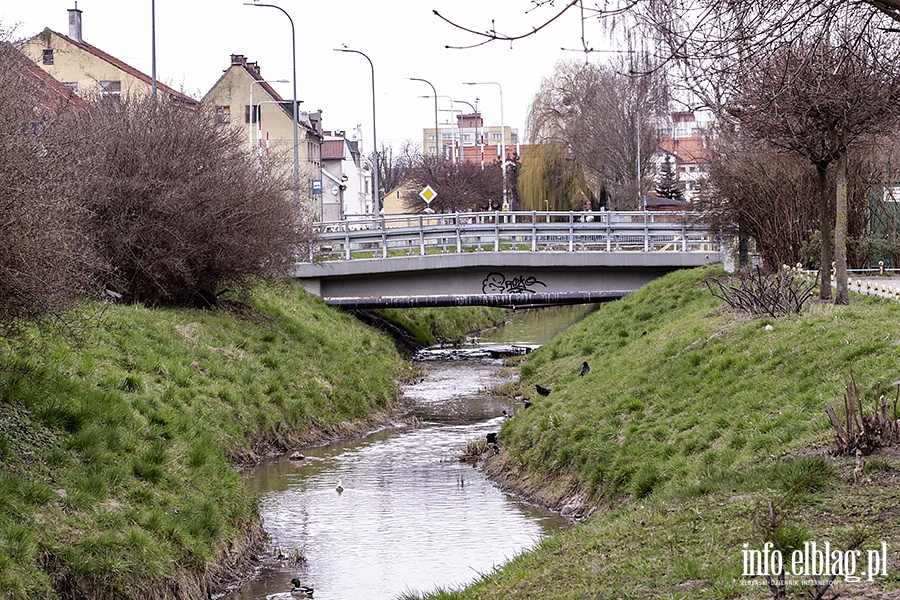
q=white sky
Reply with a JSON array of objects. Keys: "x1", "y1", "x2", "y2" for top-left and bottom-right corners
[{"x1": 3, "y1": 1, "x2": 622, "y2": 151}]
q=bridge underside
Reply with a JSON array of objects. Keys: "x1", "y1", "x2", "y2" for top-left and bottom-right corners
[{"x1": 294, "y1": 251, "x2": 719, "y2": 309}]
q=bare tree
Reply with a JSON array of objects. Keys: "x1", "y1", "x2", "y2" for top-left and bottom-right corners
[
  {"x1": 0, "y1": 39, "x2": 105, "y2": 338},
  {"x1": 376, "y1": 140, "x2": 419, "y2": 196},
  {"x1": 78, "y1": 96, "x2": 312, "y2": 306},
  {"x1": 726, "y1": 25, "x2": 900, "y2": 303},
  {"x1": 404, "y1": 156, "x2": 503, "y2": 213},
  {"x1": 527, "y1": 58, "x2": 667, "y2": 210}
]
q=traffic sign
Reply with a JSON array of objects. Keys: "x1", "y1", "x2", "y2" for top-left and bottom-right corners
[{"x1": 419, "y1": 185, "x2": 437, "y2": 205}]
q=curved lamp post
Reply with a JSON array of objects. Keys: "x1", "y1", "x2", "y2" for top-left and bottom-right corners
[
  {"x1": 334, "y1": 48, "x2": 380, "y2": 215},
  {"x1": 408, "y1": 78, "x2": 440, "y2": 160},
  {"x1": 249, "y1": 78, "x2": 289, "y2": 154},
  {"x1": 244, "y1": 2, "x2": 300, "y2": 205},
  {"x1": 464, "y1": 81, "x2": 506, "y2": 205}
]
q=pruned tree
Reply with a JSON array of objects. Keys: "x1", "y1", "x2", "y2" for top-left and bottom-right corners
[
  {"x1": 526, "y1": 58, "x2": 667, "y2": 210},
  {"x1": 78, "y1": 96, "x2": 312, "y2": 306},
  {"x1": 726, "y1": 25, "x2": 900, "y2": 303},
  {"x1": 0, "y1": 38, "x2": 105, "y2": 338},
  {"x1": 403, "y1": 156, "x2": 503, "y2": 213}
]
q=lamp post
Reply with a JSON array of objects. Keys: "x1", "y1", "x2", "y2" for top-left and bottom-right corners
[
  {"x1": 151, "y1": 0, "x2": 157, "y2": 105},
  {"x1": 244, "y1": 2, "x2": 300, "y2": 204},
  {"x1": 408, "y1": 78, "x2": 440, "y2": 160},
  {"x1": 453, "y1": 99, "x2": 478, "y2": 166},
  {"x1": 249, "y1": 78, "x2": 289, "y2": 154},
  {"x1": 464, "y1": 81, "x2": 506, "y2": 206},
  {"x1": 439, "y1": 108, "x2": 463, "y2": 164},
  {"x1": 334, "y1": 48, "x2": 380, "y2": 216}
]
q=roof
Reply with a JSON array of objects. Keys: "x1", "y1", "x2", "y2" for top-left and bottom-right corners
[
  {"x1": 37, "y1": 27, "x2": 198, "y2": 107},
  {"x1": 202, "y1": 55, "x2": 319, "y2": 135},
  {"x1": 2, "y1": 41, "x2": 87, "y2": 114},
  {"x1": 321, "y1": 139, "x2": 346, "y2": 160}
]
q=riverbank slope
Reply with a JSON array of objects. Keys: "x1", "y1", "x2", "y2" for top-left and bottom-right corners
[
  {"x1": 417, "y1": 265, "x2": 900, "y2": 599},
  {"x1": 0, "y1": 283, "x2": 505, "y2": 599}
]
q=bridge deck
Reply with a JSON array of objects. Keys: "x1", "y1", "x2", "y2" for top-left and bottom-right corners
[{"x1": 297, "y1": 211, "x2": 721, "y2": 308}]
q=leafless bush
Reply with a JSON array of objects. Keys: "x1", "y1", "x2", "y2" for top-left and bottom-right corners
[
  {"x1": 78, "y1": 96, "x2": 312, "y2": 306},
  {"x1": 706, "y1": 266, "x2": 818, "y2": 317},
  {"x1": 826, "y1": 372, "x2": 900, "y2": 457},
  {"x1": 0, "y1": 40, "x2": 105, "y2": 337}
]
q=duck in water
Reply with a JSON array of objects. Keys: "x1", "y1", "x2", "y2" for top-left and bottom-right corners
[{"x1": 290, "y1": 578, "x2": 314, "y2": 597}]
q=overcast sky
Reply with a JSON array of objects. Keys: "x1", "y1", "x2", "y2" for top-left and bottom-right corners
[{"x1": 3, "y1": 1, "x2": 621, "y2": 151}]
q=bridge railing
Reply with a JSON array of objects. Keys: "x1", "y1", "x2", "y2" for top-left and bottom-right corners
[{"x1": 311, "y1": 211, "x2": 715, "y2": 261}]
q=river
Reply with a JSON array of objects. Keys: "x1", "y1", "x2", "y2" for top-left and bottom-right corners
[{"x1": 220, "y1": 304, "x2": 597, "y2": 600}]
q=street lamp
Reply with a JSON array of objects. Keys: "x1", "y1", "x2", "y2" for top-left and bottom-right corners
[
  {"x1": 464, "y1": 81, "x2": 506, "y2": 206},
  {"x1": 244, "y1": 2, "x2": 300, "y2": 205},
  {"x1": 408, "y1": 78, "x2": 440, "y2": 160},
  {"x1": 249, "y1": 78, "x2": 289, "y2": 154},
  {"x1": 334, "y1": 48, "x2": 380, "y2": 216},
  {"x1": 453, "y1": 99, "x2": 479, "y2": 166}
]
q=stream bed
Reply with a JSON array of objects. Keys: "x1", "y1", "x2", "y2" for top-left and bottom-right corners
[{"x1": 220, "y1": 305, "x2": 597, "y2": 600}]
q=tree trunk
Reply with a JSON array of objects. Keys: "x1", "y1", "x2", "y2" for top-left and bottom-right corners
[
  {"x1": 817, "y1": 164, "x2": 833, "y2": 300},
  {"x1": 834, "y1": 152, "x2": 849, "y2": 305}
]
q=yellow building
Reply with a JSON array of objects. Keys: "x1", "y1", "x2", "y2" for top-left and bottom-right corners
[
  {"x1": 20, "y1": 6, "x2": 196, "y2": 107},
  {"x1": 202, "y1": 54, "x2": 323, "y2": 216}
]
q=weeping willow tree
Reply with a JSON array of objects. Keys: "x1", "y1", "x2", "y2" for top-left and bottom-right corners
[
  {"x1": 518, "y1": 143, "x2": 594, "y2": 211},
  {"x1": 526, "y1": 58, "x2": 668, "y2": 210}
]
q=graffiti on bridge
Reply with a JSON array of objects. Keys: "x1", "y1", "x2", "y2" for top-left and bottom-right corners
[{"x1": 482, "y1": 272, "x2": 548, "y2": 294}]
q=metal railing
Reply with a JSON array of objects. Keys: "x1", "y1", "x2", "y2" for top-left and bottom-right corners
[{"x1": 311, "y1": 211, "x2": 716, "y2": 261}]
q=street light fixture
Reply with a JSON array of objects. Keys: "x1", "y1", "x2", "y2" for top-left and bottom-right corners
[
  {"x1": 244, "y1": 2, "x2": 300, "y2": 205},
  {"x1": 453, "y1": 99, "x2": 479, "y2": 167},
  {"x1": 464, "y1": 81, "x2": 506, "y2": 206},
  {"x1": 334, "y1": 48, "x2": 380, "y2": 216},
  {"x1": 249, "y1": 78, "x2": 289, "y2": 154},
  {"x1": 408, "y1": 78, "x2": 440, "y2": 160}
]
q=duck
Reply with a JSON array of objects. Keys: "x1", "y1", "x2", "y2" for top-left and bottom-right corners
[
  {"x1": 290, "y1": 578, "x2": 314, "y2": 597},
  {"x1": 335, "y1": 479, "x2": 344, "y2": 494}
]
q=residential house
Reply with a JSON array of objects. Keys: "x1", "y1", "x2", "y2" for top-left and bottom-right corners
[
  {"x1": 655, "y1": 111, "x2": 715, "y2": 203},
  {"x1": 421, "y1": 113, "x2": 519, "y2": 165},
  {"x1": 19, "y1": 6, "x2": 197, "y2": 107},
  {"x1": 321, "y1": 131, "x2": 373, "y2": 221},
  {"x1": 202, "y1": 54, "x2": 323, "y2": 215}
]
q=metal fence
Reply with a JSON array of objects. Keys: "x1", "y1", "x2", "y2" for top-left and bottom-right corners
[{"x1": 312, "y1": 211, "x2": 716, "y2": 261}]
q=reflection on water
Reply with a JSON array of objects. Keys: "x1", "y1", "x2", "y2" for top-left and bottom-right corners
[
  {"x1": 476, "y1": 304, "x2": 599, "y2": 346},
  {"x1": 221, "y1": 306, "x2": 597, "y2": 600}
]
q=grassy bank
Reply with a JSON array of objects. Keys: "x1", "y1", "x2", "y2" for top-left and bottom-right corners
[
  {"x1": 0, "y1": 283, "x2": 428, "y2": 599},
  {"x1": 413, "y1": 265, "x2": 900, "y2": 599},
  {"x1": 371, "y1": 306, "x2": 508, "y2": 347}
]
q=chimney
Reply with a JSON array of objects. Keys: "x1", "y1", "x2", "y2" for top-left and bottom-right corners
[{"x1": 68, "y1": 3, "x2": 83, "y2": 43}]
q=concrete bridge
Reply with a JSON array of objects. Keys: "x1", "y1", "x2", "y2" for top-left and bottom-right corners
[{"x1": 294, "y1": 211, "x2": 721, "y2": 308}]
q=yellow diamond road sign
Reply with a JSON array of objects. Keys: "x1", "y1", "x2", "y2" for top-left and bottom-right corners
[{"x1": 419, "y1": 185, "x2": 437, "y2": 204}]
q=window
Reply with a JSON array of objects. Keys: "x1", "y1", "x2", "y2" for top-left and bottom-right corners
[
  {"x1": 492, "y1": 133, "x2": 501, "y2": 141},
  {"x1": 99, "y1": 80, "x2": 121, "y2": 98},
  {"x1": 215, "y1": 106, "x2": 231, "y2": 124},
  {"x1": 42, "y1": 49, "x2": 54, "y2": 64},
  {"x1": 244, "y1": 105, "x2": 260, "y2": 124}
]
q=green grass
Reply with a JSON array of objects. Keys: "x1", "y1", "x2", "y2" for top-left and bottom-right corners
[
  {"x1": 0, "y1": 282, "x2": 417, "y2": 599},
  {"x1": 406, "y1": 265, "x2": 900, "y2": 599}
]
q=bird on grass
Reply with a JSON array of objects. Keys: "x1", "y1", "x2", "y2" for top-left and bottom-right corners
[
  {"x1": 486, "y1": 432, "x2": 498, "y2": 445},
  {"x1": 523, "y1": 399, "x2": 533, "y2": 409},
  {"x1": 535, "y1": 384, "x2": 552, "y2": 396},
  {"x1": 290, "y1": 578, "x2": 314, "y2": 597},
  {"x1": 579, "y1": 361, "x2": 590, "y2": 377}
]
